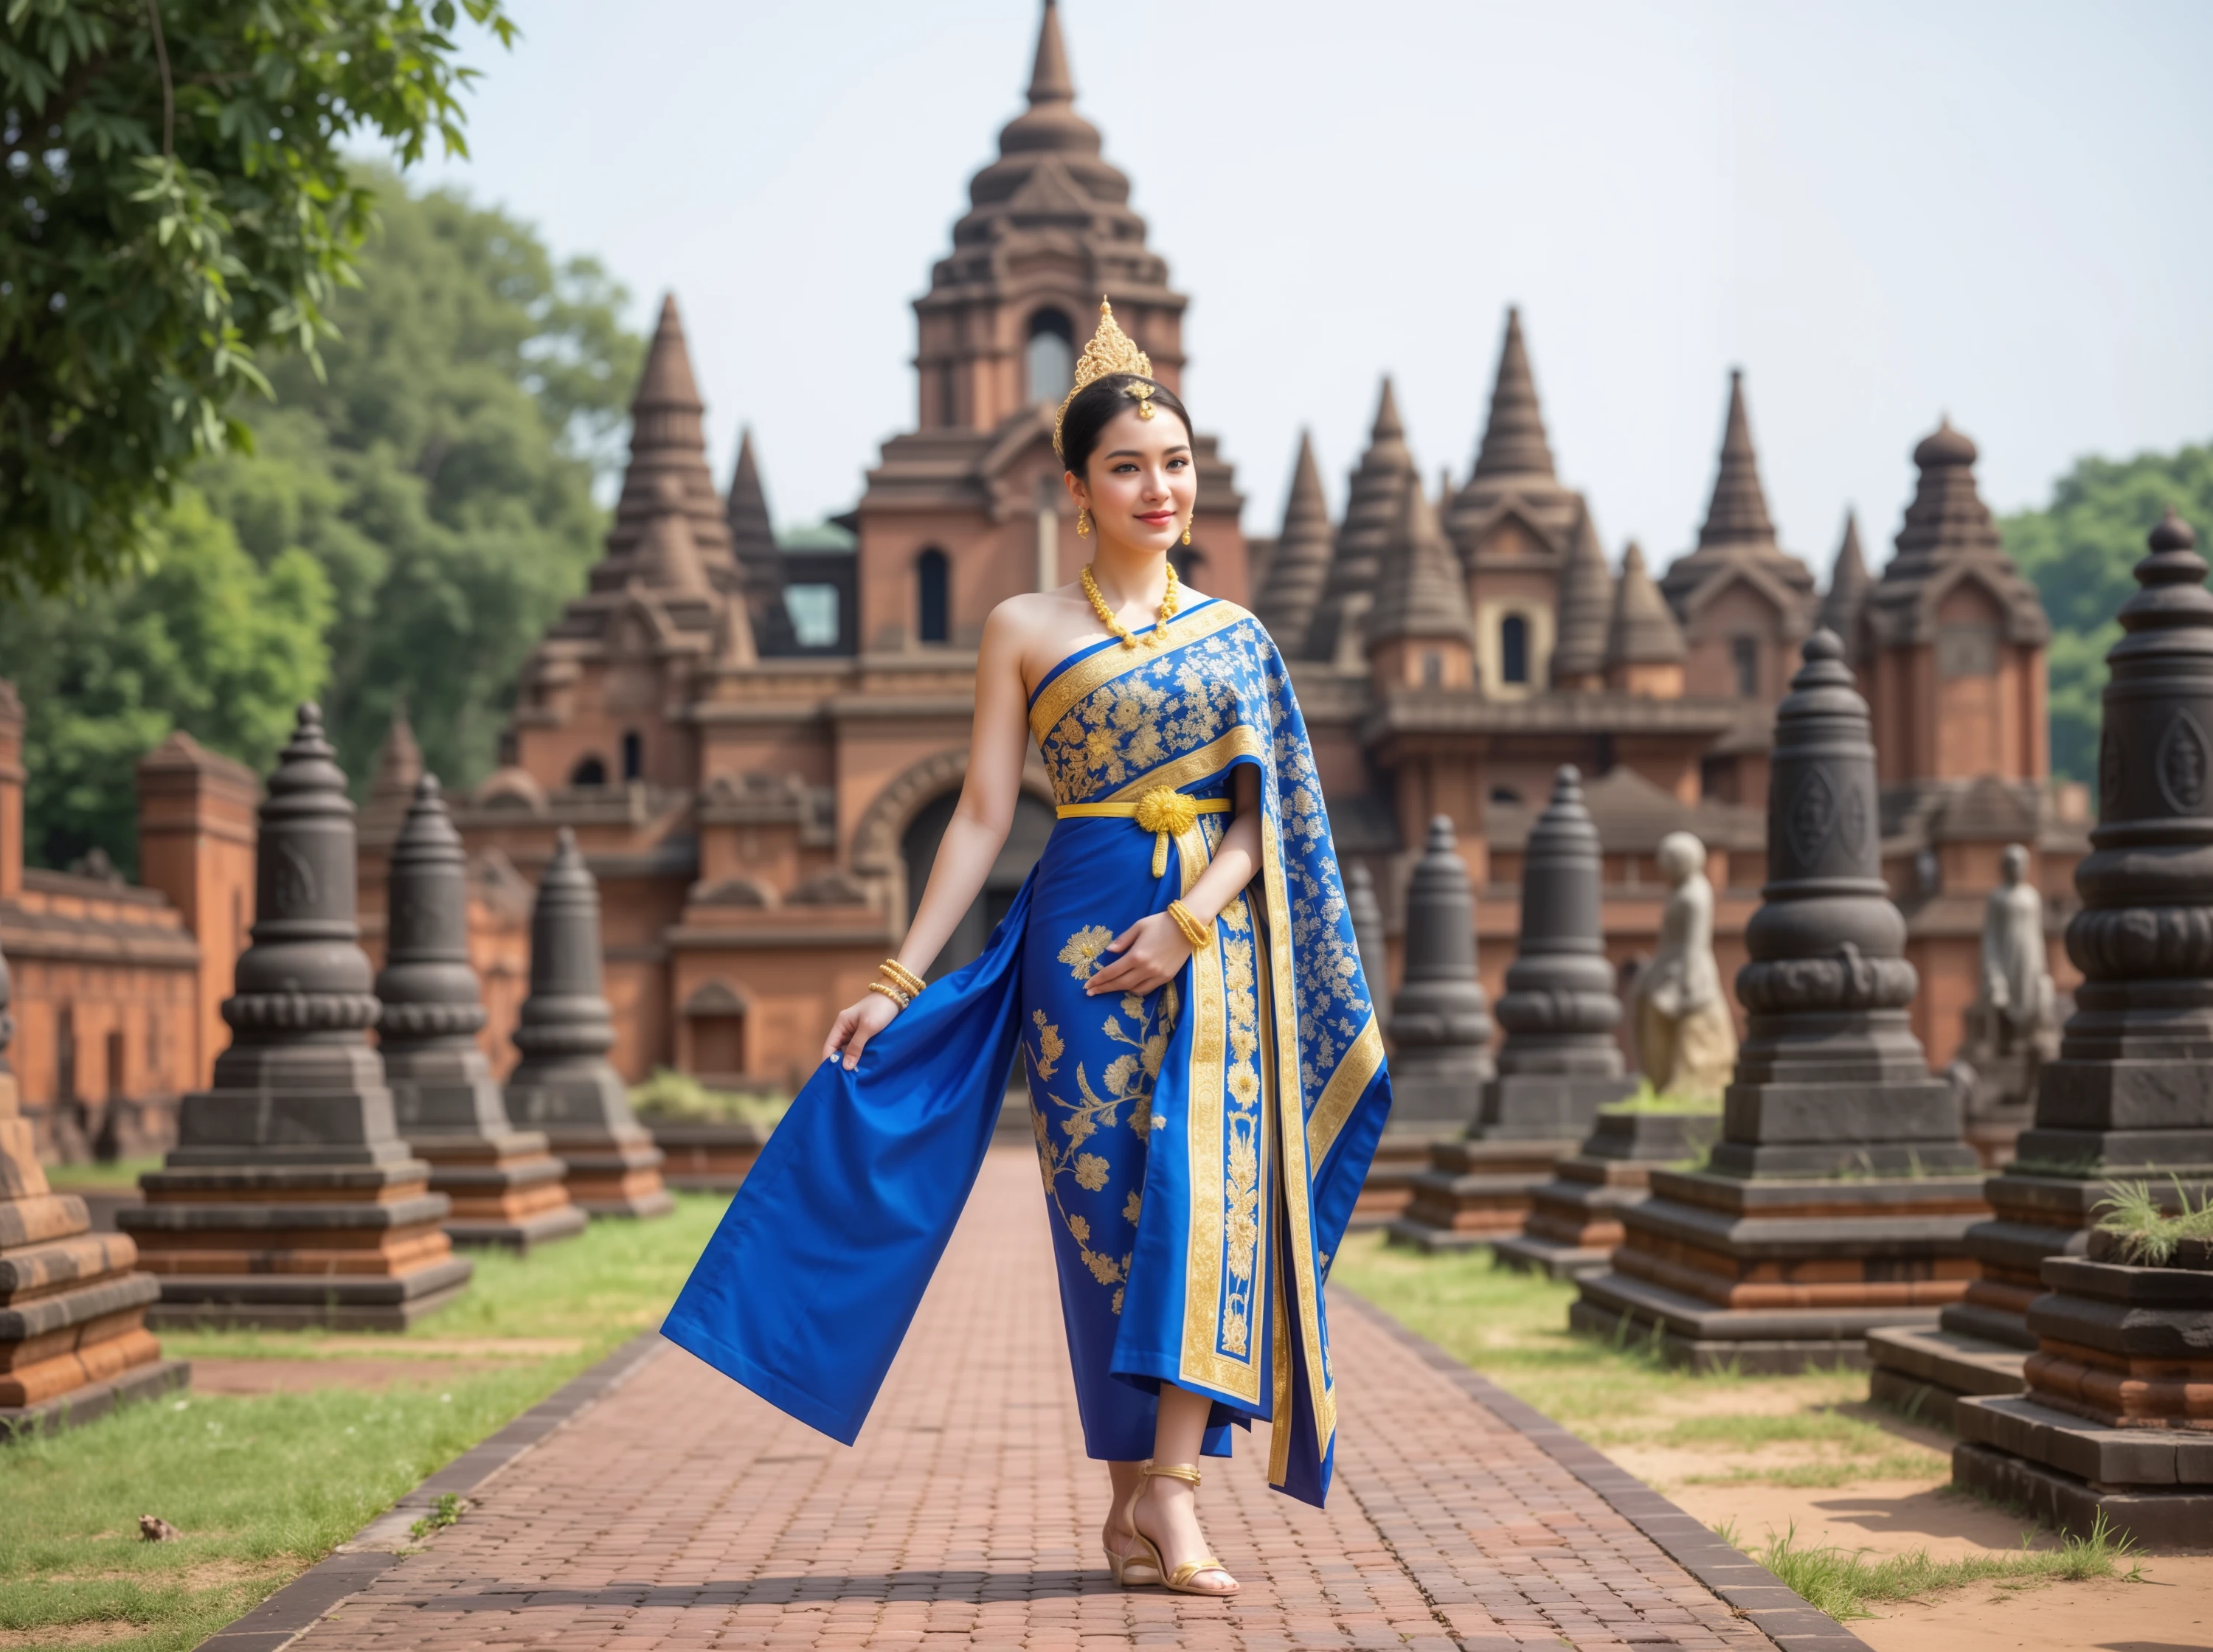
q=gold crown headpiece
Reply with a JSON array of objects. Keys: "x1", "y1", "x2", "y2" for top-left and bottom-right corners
[{"x1": 1053, "y1": 296, "x2": 1155, "y2": 464}]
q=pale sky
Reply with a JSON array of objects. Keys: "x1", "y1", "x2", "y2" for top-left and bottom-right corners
[{"x1": 410, "y1": 0, "x2": 2213, "y2": 582}]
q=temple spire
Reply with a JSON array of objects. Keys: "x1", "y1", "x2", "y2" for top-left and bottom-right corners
[
  {"x1": 1606, "y1": 542, "x2": 1687, "y2": 674},
  {"x1": 1550, "y1": 502, "x2": 1611, "y2": 689},
  {"x1": 1368, "y1": 471, "x2": 1472, "y2": 643},
  {"x1": 1252, "y1": 429, "x2": 1333, "y2": 653},
  {"x1": 1471, "y1": 306, "x2": 1556, "y2": 480},
  {"x1": 1658, "y1": 367, "x2": 1815, "y2": 618},
  {"x1": 1027, "y1": 0, "x2": 1074, "y2": 105},
  {"x1": 593, "y1": 293, "x2": 736, "y2": 595},
  {"x1": 1818, "y1": 510, "x2": 1873, "y2": 650},
  {"x1": 1698, "y1": 369, "x2": 1777, "y2": 547},
  {"x1": 1309, "y1": 377, "x2": 1416, "y2": 662}
]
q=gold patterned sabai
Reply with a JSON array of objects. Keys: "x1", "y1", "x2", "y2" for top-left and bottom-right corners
[{"x1": 1053, "y1": 297, "x2": 1155, "y2": 461}]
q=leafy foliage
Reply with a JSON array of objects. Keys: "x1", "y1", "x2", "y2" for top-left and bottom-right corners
[
  {"x1": 199, "y1": 174, "x2": 642, "y2": 789},
  {"x1": 2000, "y1": 444, "x2": 2213, "y2": 787},
  {"x1": 4, "y1": 178, "x2": 640, "y2": 872},
  {"x1": 0, "y1": 0, "x2": 516, "y2": 594},
  {"x1": 0, "y1": 487, "x2": 329, "y2": 870}
]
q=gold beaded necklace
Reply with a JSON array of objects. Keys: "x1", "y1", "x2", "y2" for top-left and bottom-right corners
[{"x1": 1081, "y1": 560, "x2": 1180, "y2": 650}]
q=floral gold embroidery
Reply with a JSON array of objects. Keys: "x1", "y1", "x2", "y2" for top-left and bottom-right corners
[
  {"x1": 1031, "y1": 1009, "x2": 1063, "y2": 1079},
  {"x1": 1217, "y1": 906, "x2": 1264, "y2": 1358},
  {"x1": 1059, "y1": 925, "x2": 1114, "y2": 979}
]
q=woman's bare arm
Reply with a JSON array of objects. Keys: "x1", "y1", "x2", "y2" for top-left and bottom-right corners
[{"x1": 823, "y1": 599, "x2": 1038, "y2": 1067}]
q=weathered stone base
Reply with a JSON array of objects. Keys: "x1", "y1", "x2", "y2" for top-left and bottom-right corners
[
  {"x1": 648, "y1": 1122, "x2": 768, "y2": 1193},
  {"x1": 143, "y1": 1257, "x2": 476, "y2": 1330},
  {"x1": 1353, "y1": 1134, "x2": 1435, "y2": 1229},
  {"x1": 1492, "y1": 1232, "x2": 1613, "y2": 1278},
  {"x1": 544, "y1": 1134, "x2": 673, "y2": 1218},
  {"x1": 409, "y1": 1135, "x2": 586, "y2": 1250},
  {"x1": 1385, "y1": 1137, "x2": 1576, "y2": 1249},
  {"x1": 0, "y1": 1356, "x2": 190, "y2": 1440},
  {"x1": 1864, "y1": 1323, "x2": 2026, "y2": 1428},
  {"x1": 1953, "y1": 1440, "x2": 2213, "y2": 1548},
  {"x1": 1955, "y1": 1392, "x2": 2213, "y2": 1547},
  {"x1": 119, "y1": 1159, "x2": 473, "y2": 1327},
  {"x1": 1478, "y1": 1072, "x2": 1635, "y2": 1142},
  {"x1": 1569, "y1": 1268, "x2": 1927, "y2": 1372}
]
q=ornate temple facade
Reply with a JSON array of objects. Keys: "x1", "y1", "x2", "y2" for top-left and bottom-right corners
[{"x1": 421, "y1": 0, "x2": 2083, "y2": 1094}]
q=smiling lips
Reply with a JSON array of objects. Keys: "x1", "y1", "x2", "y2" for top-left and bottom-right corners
[{"x1": 1137, "y1": 510, "x2": 1174, "y2": 524}]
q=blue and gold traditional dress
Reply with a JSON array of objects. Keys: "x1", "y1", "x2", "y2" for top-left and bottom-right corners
[{"x1": 664, "y1": 598, "x2": 1391, "y2": 1506}]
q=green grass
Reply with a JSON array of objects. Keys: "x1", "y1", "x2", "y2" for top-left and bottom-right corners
[
  {"x1": 41, "y1": 1158, "x2": 162, "y2": 1190},
  {"x1": 1, "y1": 1193, "x2": 729, "y2": 1652},
  {"x1": 1737, "y1": 1513, "x2": 2143, "y2": 1620},
  {"x1": 2094, "y1": 1178, "x2": 2213, "y2": 1265},
  {"x1": 1600, "y1": 1080, "x2": 1723, "y2": 1115}
]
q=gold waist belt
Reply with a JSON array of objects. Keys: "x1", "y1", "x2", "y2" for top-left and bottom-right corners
[{"x1": 1057, "y1": 785, "x2": 1232, "y2": 876}]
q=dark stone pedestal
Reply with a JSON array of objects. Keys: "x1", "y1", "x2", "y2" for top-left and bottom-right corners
[
  {"x1": 1379, "y1": 816, "x2": 1493, "y2": 1138},
  {"x1": 648, "y1": 1122, "x2": 768, "y2": 1193},
  {"x1": 119, "y1": 707, "x2": 472, "y2": 1330},
  {"x1": 1950, "y1": 1235, "x2": 2213, "y2": 1548},
  {"x1": 1351, "y1": 1132, "x2": 1431, "y2": 1228},
  {"x1": 505, "y1": 831, "x2": 671, "y2": 1219},
  {"x1": 1905, "y1": 513, "x2": 2213, "y2": 1415},
  {"x1": 1569, "y1": 1168, "x2": 1988, "y2": 1372},
  {"x1": 1496, "y1": 1108, "x2": 1718, "y2": 1280},
  {"x1": 1864, "y1": 1324, "x2": 2025, "y2": 1428},
  {"x1": 381, "y1": 777, "x2": 586, "y2": 1252},
  {"x1": 1573, "y1": 636, "x2": 1987, "y2": 1372},
  {"x1": 1385, "y1": 1137, "x2": 1576, "y2": 1252}
]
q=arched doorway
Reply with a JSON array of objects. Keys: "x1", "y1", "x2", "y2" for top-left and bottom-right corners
[{"x1": 901, "y1": 791, "x2": 1056, "y2": 979}]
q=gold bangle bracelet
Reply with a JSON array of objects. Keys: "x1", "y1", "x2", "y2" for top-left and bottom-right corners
[
  {"x1": 880, "y1": 959, "x2": 926, "y2": 998},
  {"x1": 1167, "y1": 899, "x2": 1213, "y2": 951},
  {"x1": 865, "y1": 980, "x2": 911, "y2": 1011}
]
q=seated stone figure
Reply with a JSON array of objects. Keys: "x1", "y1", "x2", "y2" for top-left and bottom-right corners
[{"x1": 1632, "y1": 831, "x2": 1738, "y2": 1099}]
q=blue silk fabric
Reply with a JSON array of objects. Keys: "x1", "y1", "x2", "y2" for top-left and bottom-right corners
[{"x1": 662, "y1": 598, "x2": 1393, "y2": 1507}]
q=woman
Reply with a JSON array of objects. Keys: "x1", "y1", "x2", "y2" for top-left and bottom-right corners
[{"x1": 665, "y1": 301, "x2": 1392, "y2": 1598}]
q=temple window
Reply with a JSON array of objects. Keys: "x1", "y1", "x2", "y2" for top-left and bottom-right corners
[
  {"x1": 1490, "y1": 786, "x2": 1523, "y2": 806},
  {"x1": 570, "y1": 754, "x2": 608, "y2": 787},
  {"x1": 937, "y1": 362, "x2": 959, "y2": 428},
  {"x1": 621, "y1": 731, "x2": 643, "y2": 782},
  {"x1": 784, "y1": 584, "x2": 839, "y2": 648},
  {"x1": 917, "y1": 549, "x2": 950, "y2": 644},
  {"x1": 1025, "y1": 309, "x2": 1074, "y2": 406},
  {"x1": 1500, "y1": 614, "x2": 1529, "y2": 685},
  {"x1": 1421, "y1": 650, "x2": 1444, "y2": 687},
  {"x1": 1732, "y1": 636, "x2": 1760, "y2": 698}
]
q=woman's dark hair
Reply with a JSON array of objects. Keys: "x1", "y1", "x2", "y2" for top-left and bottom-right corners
[{"x1": 1058, "y1": 373, "x2": 1195, "y2": 479}]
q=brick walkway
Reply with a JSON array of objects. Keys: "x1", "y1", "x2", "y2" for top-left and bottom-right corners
[{"x1": 293, "y1": 1149, "x2": 1783, "y2": 1651}]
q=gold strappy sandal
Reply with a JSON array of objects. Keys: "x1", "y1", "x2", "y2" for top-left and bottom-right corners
[
  {"x1": 1106, "y1": 1460, "x2": 1163, "y2": 1587},
  {"x1": 1129, "y1": 1461, "x2": 1239, "y2": 1597}
]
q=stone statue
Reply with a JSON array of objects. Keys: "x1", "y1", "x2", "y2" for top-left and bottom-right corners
[
  {"x1": 1632, "y1": 830, "x2": 1738, "y2": 1099},
  {"x1": 1978, "y1": 844, "x2": 2055, "y2": 1056}
]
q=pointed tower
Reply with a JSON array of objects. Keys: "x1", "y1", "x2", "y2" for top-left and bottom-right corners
[
  {"x1": 1250, "y1": 430, "x2": 1332, "y2": 653},
  {"x1": 1658, "y1": 369, "x2": 1818, "y2": 621},
  {"x1": 1819, "y1": 510, "x2": 1874, "y2": 658},
  {"x1": 1604, "y1": 543, "x2": 1688, "y2": 698},
  {"x1": 1550, "y1": 503, "x2": 1612, "y2": 690},
  {"x1": 1862, "y1": 419, "x2": 2051, "y2": 796},
  {"x1": 359, "y1": 704, "x2": 424, "y2": 853},
  {"x1": 592, "y1": 296, "x2": 737, "y2": 597},
  {"x1": 1446, "y1": 308, "x2": 1587, "y2": 698},
  {"x1": 1367, "y1": 471, "x2": 1475, "y2": 692},
  {"x1": 725, "y1": 429, "x2": 797, "y2": 654},
  {"x1": 856, "y1": 0, "x2": 1245, "y2": 648},
  {"x1": 1446, "y1": 307, "x2": 1585, "y2": 555},
  {"x1": 1309, "y1": 378, "x2": 1416, "y2": 664}
]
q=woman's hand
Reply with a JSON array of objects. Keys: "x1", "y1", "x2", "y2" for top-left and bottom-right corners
[
  {"x1": 1086, "y1": 911, "x2": 1195, "y2": 998},
  {"x1": 822, "y1": 990, "x2": 903, "y2": 1071}
]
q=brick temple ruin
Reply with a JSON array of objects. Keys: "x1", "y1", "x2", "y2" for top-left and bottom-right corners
[{"x1": 7, "y1": 0, "x2": 2084, "y2": 1158}]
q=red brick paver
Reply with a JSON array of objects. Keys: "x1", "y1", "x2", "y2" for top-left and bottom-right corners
[{"x1": 294, "y1": 1149, "x2": 1775, "y2": 1651}]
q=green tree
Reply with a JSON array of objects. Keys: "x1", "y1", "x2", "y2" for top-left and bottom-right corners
[
  {"x1": 0, "y1": 487, "x2": 330, "y2": 870},
  {"x1": 201, "y1": 175, "x2": 642, "y2": 787},
  {"x1": 2001, "y1": 444, "x2": 2213, "y2": 788},
  {"x1": 1, "y1": 0, "x2": 515, "y2": 594}
]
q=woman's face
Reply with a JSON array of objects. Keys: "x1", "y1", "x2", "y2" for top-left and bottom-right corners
[{"x1": 1068, "y1": 406, "x2": 1196, "y2": 556}]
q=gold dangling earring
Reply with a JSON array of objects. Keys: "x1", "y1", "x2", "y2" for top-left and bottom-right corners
[
  {"x1": 1182, "y1": 514, "x2": 1193, "y2": 546},
  {"x1": 1076, "y1": 507, "x2": 1090, "y2": 538}
]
